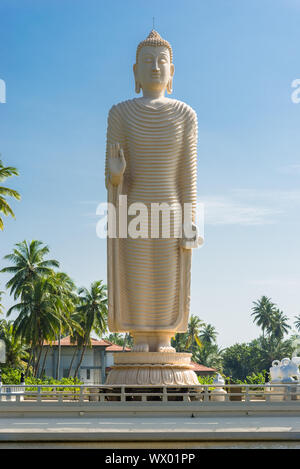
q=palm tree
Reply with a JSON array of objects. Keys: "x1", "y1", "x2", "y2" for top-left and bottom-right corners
[
  {"x1": 105, "y1": 332, "x2": 133, "y2": 350},
  {"x1": 47, "y1": 272, "x2": 78, "y2": 379},
  {"x1": 194, "y1": 344, "x2": 223, "y2": 372},
  {"x1": 105, "y1": 333, "x2": 125, "y2": 346},
  {"x1": 294, "y1": 315, "x2": 300, "y2": 333},
  {"x1": 7, "y1": 277, "x2": 71, "y2": 376},
  {"x1": 73, "y1": 281, "x2": 108, "y2": 378},
  {"x1": 199, "y1": 324, "x2": 218, "y2": 346},
  {"x1": 251, "y1": 296, "x2": 276, "y2": 338},
  {"x1": 0, "y1": 159, "x2": 20, "y2": 230},
  {"x1": 267, "y1": 309, "x2": 291, "y2": 341},
  {"x1": 1, "y1": 240, "x2": 59, "y2": 299},
  {"x1": 184, "y1": 315, "x2": 205, "y2": 354},
  {"x1": 67, "y1": 317, "x2": 85, "y2": 378},
  {"x1": 171, "y1": 332, "x2": 188, "y2": 353},
  {"x1": 257, "y1": 335, "x2": 294, "y2": 370}
]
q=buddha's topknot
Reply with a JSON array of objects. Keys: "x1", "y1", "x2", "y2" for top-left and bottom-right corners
[{"x1": 136, "y1": 30, "x2": 173, "y2": 63}]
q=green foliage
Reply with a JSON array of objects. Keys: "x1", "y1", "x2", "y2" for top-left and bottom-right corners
[
  {"x1": 294, "y1": 315, "x2": 300, "y2": 333},
  {"x1": 0, "y1": 159, "x2": 21, "y2": 231},
  {"x1": 251, "y1": 296, "x2": 275, "y2": 337},
  {"x1": 197, "y1": 375, "x2": 216, "y2": 385},
  {"x1": 199, "y1": 324, "x2": 218, "y2": 346},
  {"x1": 235, "y1": 371, "x2": 269, "y2": 385},
  {"x1": 8, "y1": 277, "x2": 64, "y2": 347},
  {"x1": 104, "y1": 332, "x2": 133, "y2": 349},
  {"x1": 256, "y1": 336, "x2": 295, "y2": 370},
  {"x1": 0, "y1": 240, "x2": 109, "y2": 379},
  {"x1": 1, "y1": 239, "x2": 59, "y2": 299},
  {"x1": 73, "y1": 280, "x2": 108, "y2": 378},
  {"x1": 172, "y1": 317, "x2": 223, "y2": 375},
  {"x1": 171, "y1": 332, "x2": 187, "y2": 352},
  {"x1": 1, "y1": 366, "x2": 24, "y2": 384},
  {"x1": 24, "y1": 375, "x2": 82, "y2": 392},
  {"x1": 0, "y1": 319, "x2": 28, "y2": 367},
  {"x1": 0, "y1": 255, "x2": 297, "y2": 386},
  {"x1": 194, "y1": 343, "x2": 223, "y2": 372},
  {"x1": 105, "y1": 333, "x2": 124, "y2": 346},
  {"x1": 222, "y1": 337, "x2": 294, "y2": 381},
  {"x1": 222, "y1": 295, "x2": 295, "y2": 382},
  {"x1": 0, "y1": 366, "x2": 82, "y2": 389},
  {"x1": 267, "y1": 309, "x2": 291, "y2": 341},
  {"x1": 222, "y1": 342, "x2": 263, "y2": 381},
  {"x1": 185, "y1": 315, "x2": 205, "y2": 355},
  {"x1": 251, "y1": 296, "x2": 291, "y2": 341}
]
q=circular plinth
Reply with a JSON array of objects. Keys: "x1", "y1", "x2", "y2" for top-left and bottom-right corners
[
  {"x1": 105, "y1": 352, "x2": 199, "y2": 385},
  {"x1": 113, "y1": 351, "x2": 192, "y2": 366}
]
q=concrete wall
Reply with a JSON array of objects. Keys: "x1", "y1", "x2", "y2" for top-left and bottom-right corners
[{"x1": 106, "y1": 352, "x2": 114, "y2": 368}]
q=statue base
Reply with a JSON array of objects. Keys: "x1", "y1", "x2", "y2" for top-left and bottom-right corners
[{"x1": 105, "y1": 352, "x2": 199, "y2": 386}]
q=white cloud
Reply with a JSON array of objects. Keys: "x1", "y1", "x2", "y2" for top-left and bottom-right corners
[
  {"x1": 200, "y1": 189, "x2": 300, "y2": 226},
  {"x1": 201, "y1": 196, "x2": 280, "y2": 226}
]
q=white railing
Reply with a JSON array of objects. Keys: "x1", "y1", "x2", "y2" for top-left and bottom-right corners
[
  {"x1": 0, "y1": 383, "x2": 300, "y2": 404},
  {"x1": 0, "y1": 384, "x2": 25, "y2": 401}
]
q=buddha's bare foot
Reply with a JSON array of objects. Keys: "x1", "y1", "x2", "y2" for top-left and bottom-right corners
[
  {"x1": 132, "y1": 343, "x2": 149, "y2": 352},
  {"x1": 158, "y1": 345, "x2": 176, "y2": 353}
]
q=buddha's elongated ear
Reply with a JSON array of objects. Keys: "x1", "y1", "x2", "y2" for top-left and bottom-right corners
[
  {"x1": 133, "y1": 63, "x2": 141, "y2": 94},
  {"x1": 135, "y1": 81, "x2": 141, "y2": 94},
  {"x1": 166, "y1": 79, "x2": 173, "y2": 94},
  {"x1": 167, "y1": 63, "x2": 175, "y2": 95}
]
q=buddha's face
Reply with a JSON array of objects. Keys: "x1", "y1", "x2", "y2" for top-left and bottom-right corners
[{"x1": 134, "y1": 45, "x2": 174, "y2": 95}]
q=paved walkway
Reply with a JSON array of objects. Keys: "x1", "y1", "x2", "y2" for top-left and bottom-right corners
[{"x1": 1, "y1": 415, "x2": 300, "y2": 444}]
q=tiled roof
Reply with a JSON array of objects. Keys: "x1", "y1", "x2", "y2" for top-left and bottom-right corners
[
  {"x1": 43, "y1": 335, "x2": 130, "y2": 350},
  {"x1": 105, "y1": 344, "x2": 131, "y2": 352},
  {"x1": 190, "y1": 361, "x2": 216, "y2": 372}
]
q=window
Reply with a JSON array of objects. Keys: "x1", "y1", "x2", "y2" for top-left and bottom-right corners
[{"x1": 86, "y1": 369, "x2": 90, "y2": 380}]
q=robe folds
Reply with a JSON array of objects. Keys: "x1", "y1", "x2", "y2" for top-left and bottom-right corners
[{"x1": 105, "y1": 98, "x2": 198, "y2": 333}]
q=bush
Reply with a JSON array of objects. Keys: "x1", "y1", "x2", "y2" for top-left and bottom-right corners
[
  {"x1": 235, "y1": 371, "x2": 269, "y2": 385},
  {"x1": 0, "y1": 366, "x2": 82, "y2": 390},
  {"x1": 1, "y1": 366, "x2": 23, "y2": 385},
  {"x1": 197, "y1": 375, "x2": 216, "y2": 385}
]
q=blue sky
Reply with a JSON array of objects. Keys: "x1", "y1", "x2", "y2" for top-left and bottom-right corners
[{"x1": 0, "y1": 0, "x2": 299, "y2": 347}]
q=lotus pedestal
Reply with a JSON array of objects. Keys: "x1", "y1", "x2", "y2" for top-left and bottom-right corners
[{"x1": 105, "y1": 352, "x2": 198, "y2": 386}]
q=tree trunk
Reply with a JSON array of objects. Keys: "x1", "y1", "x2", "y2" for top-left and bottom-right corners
[
  {"x1": 31, "y1": 347, "x2": 37, "y2": 376},
  {"x1": 34, "y1": 345, "x2": 43, "y2": 377},
  {"x1": 39, "y1": 346, "x2": 49, "y2": 379},
  {"x1": 74, "y1": 341, "x2": 88, "y2": 379},
  {"x1": 68, "y1": 347, "x2": 78, "y2": 378},
  {"x1": 56, "y1": 331, "x2": 61, "y2": 379},
  {"x1": 25, "y1": 348, "x2": 34, "y2": 377}
]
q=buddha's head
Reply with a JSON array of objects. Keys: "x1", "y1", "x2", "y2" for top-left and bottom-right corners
[{"x1": 134, "y1": 30, "x2": 174, "y2": 96}]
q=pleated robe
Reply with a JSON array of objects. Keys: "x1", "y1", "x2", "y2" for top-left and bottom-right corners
[{"x1": 105, "y1": 98, "x2": 198, "y2": 333}]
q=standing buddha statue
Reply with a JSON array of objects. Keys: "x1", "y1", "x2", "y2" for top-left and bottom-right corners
[{"x1": 105, "y1": 30, "x2": 201, "y2": 385}]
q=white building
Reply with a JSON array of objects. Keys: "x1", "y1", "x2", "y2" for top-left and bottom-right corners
[{"x1": 40, "y1": 336, "x2": 129, "y2": 384}]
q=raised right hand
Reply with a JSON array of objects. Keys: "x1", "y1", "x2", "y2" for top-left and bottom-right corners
[{"x1": 108, "y1": 143, "x2": 126, "y2": 185}]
